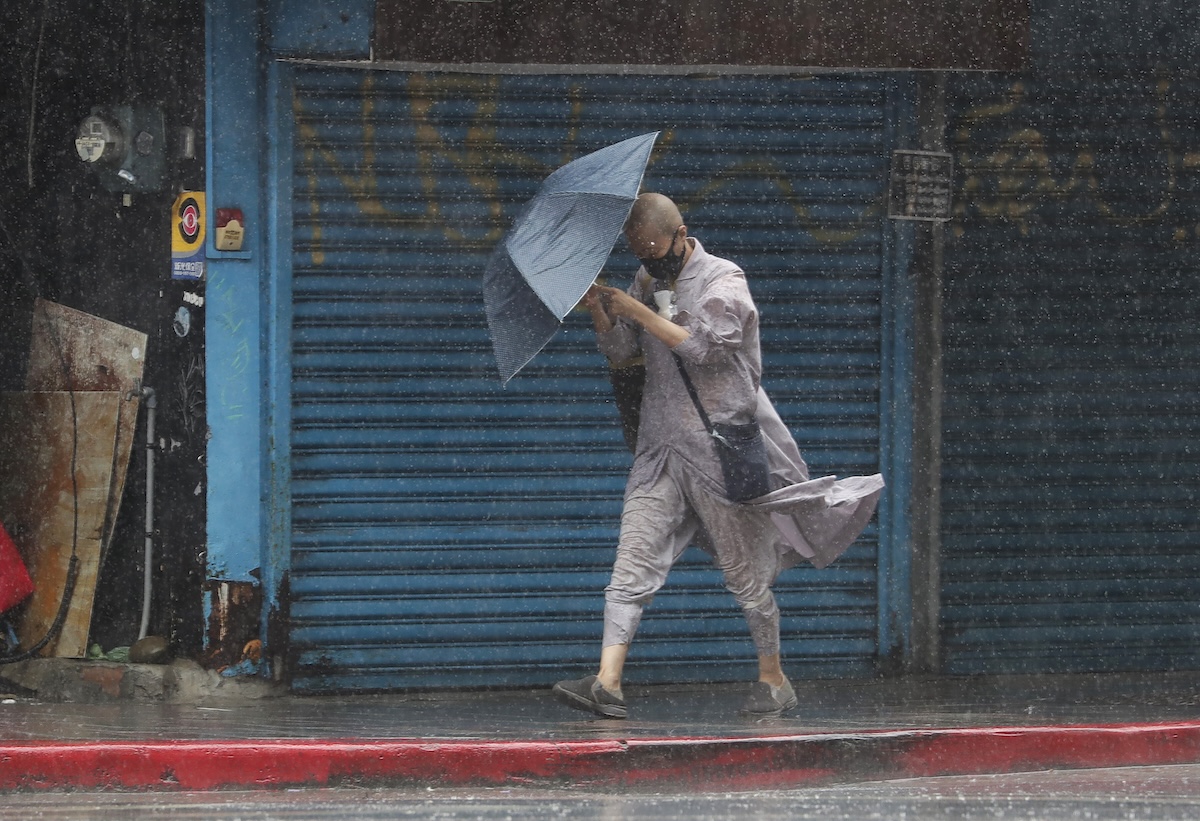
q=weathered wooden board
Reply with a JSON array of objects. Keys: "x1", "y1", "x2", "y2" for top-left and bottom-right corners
[
  {"x1": 0, "y1": 392, "x2": 120, "y2": 658},
  {"x1": 26, "y1": 299, "x2": 146, "y2": 559}
]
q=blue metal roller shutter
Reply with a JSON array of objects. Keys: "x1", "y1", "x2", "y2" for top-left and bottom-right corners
[
  {"x1": 941, "y1": 72, "x2": 1200, "y2": 675},
  {"x1": 284, "y1": 67, "x2": 900, "y2": 692}
]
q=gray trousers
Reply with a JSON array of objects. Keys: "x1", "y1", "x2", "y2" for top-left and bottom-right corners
[{"x1": 603, "y1": 457, "x2": 783, "y2": 658}]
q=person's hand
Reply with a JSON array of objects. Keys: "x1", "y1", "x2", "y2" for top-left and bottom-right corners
[
  {"x1": 586, "y1": 283, "x2": 689, "y2": 348},
  {"x1": 582, "y1": 283, "x2": 609, "y2": 314},
  {"x1": 594, "y1": 286, "x2": 640, "y2": 319},
  {"x1": 583, "y1": 283, "x2": 617, "y2": 333}
]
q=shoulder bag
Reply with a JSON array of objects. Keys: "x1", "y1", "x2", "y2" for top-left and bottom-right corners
[{"x1": 671, "y1": 353, "x2": 771, "y2": 502}]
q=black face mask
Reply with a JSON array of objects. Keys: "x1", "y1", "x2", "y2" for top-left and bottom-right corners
[{"x1": 639, "y1": 229, "x2": 685, "y2": 280}]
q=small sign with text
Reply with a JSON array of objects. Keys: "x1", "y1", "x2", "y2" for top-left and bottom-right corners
[{"x1": 889, "y1": 151, "x2": 953, "y2": 222}]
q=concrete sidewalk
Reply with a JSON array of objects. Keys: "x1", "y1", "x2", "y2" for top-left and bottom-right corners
[{"x1": 1, "y1": 661, "x2": 1198, "y2": 792}]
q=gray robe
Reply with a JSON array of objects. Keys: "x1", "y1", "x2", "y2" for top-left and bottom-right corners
[{"x1": 598, "y1": 238, "x2": 884, "y2": 570}]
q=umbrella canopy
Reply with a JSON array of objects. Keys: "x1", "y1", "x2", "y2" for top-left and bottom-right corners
[{"x1": 483, "y1": 132, "x2": 659, "y2": 384}]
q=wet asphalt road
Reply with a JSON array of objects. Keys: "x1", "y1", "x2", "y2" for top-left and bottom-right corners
[{"x1": 4, "y1": 764, "x2": 1200, "y2": 820}]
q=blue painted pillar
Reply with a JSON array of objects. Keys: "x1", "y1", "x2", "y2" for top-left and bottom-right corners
[
  {"x1": 204, "y1": 0, "x2": 373, "y2": 669},
  {"x1": 205, "y1": 0, "x2": 264, "y2": 587},
  {"x1": 204, "y1": 0, "x2": 266, "y2": 674}
]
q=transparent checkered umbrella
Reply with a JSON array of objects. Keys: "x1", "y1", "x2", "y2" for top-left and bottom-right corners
[{"x1": 483, "y1": 132, "x2": 658, "y2": 385}]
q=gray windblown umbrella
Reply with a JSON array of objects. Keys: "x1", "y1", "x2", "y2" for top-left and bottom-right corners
[{"x1": 483, "y1": 132, "x2": 659, "y2": 384}]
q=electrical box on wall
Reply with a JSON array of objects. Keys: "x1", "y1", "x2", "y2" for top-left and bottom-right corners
[{"x1": 75, "y1": 104, "x2": 166, "y2": 193}]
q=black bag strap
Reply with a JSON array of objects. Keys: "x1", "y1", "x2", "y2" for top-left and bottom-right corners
[{"x1": 671, "y1": 352, "x2": 715, "y2": 435}]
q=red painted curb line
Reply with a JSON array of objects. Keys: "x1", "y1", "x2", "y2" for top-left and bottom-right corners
[{"x1": 2, "y1": 721, "x2": 1199, "y2": 792}]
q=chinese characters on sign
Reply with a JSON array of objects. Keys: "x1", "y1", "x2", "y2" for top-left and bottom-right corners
[
  {"x1": 171, "y1": 190, "x2": 206, "y2": 280},
  {"x1": 889, "y1": 151, "x2": 953, "y2": 222}
]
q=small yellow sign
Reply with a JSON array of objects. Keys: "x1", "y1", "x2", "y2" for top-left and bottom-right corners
[{"x1": 171, "y1": 191, "x2": 206, "y2": 280}]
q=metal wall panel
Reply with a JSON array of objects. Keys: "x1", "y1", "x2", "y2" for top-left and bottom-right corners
[
  {"x1": 941, "y1": 72, "x2": 1200, "y2": 674},
  {"x1": 283, "y1": 67, "x2": 902, "y2": 691}
]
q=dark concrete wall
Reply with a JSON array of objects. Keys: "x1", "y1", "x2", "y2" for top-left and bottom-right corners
[
  {"x1": 375, "y1": 0, "x2": 1027, "y2": 69},
  {"x1": 1031, "y1": 0, "x2": 1200, "y2": 72},
  {"x1": 0, "y1": 0, "x2": 207, "y2": 656}
]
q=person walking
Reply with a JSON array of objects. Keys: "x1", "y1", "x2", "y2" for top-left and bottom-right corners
[{"x1": 552, "y1": 192, "x2": 884, "y2": 719}]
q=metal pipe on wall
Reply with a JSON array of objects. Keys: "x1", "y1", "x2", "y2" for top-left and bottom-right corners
[
  {"x1": 907, "y1": 72, "x2": 947, "y2": 675},
  {"x1": 138, "y1": 386, "x2": 156, "y2": 641}
]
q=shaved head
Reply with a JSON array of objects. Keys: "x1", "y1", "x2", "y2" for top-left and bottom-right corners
[
  {"x1": 625, "y1": 193, "x2": 683, "y2": 237},
  {"x1": 623, "y1": 192, "x2": 692, "y2": 273}
]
